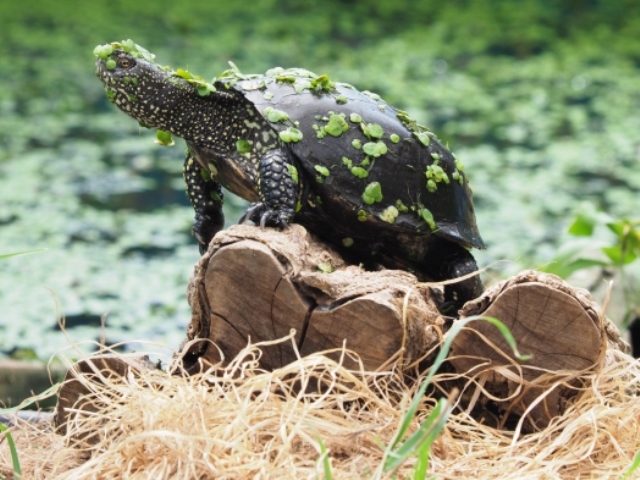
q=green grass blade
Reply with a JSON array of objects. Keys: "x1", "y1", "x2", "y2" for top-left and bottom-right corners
[
  {"x1": 0, "y1": 383, "x2": 61, "y2": 416},
  {"x1": 316, "y1": 436, "x2": 333, "y2": 480},
  {"x1": 620, "y1": 449, "x2": 640, "y2": 480},
  {"x1": 0, "y1": 248, "x2": 46, "y2": 260},
  {"x1": 0, "y1": 423, "x2": 22, "y2": 477},
  {"x1": 387, "y1": 315, "x2": 528, "y2": 453},
  {"x1": 384, "y1": 397, "x2": 451, "y2": 474},
  {"x1": 413, "y1": 435, "x2": 431, "y2": 480}
]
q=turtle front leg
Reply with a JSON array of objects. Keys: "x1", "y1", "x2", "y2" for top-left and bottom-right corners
[
  {"x1": 183, "y1": 152, "x2": 224, "y2": 254},
  {"x1": 240, "y1": 149, "x2": 298, "y2": 228}
]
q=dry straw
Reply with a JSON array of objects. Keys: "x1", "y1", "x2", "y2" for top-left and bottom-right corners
[{"x1": 1, "y1": 331, "x2": 639, "y2": 479}]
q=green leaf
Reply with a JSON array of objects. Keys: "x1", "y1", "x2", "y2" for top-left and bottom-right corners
[
  {"x1": 602, "y1": 246, "x2": 637, "y2": 266},
  {"x1": 606, "y1": 219, "x2": 640, "y2": 252},
  {"x1": 349, "y1": 113, "x2": 362, "y2": 123},
  {"x1": 390, "y1": 133, "x2": 400, "y2": 143},
  {"x1": 568, "y1": 212, "x2": 597, "y2": 237},
  {"x1": 540, "y1": 257, "x2": 608, "y2": 278}
]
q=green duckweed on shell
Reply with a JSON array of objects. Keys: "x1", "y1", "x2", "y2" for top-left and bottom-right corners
[
  {"x1": 414, "y1": 131, "x2": 431, "y2": 147},
  {"x1": 362, "y1": 182, "x2": 383, "y2": 205},
  {"x1": 362, "y1": 141, "x2": 387, "y2": 157},
  {"x1": 362, "y1": 90, "x2": 381, "y2": 101},
  {"x1": 105, "y1": 59, "x2": 116, "y2": 70},
  {"x1": 361, "y1": 123, "x2": 384, "y2": 139},
  {"x1": 314, "y1": 165, "x2": 330, "y2": 177},
  {"x1": 323, "y1": 114, "x2": 349, "y2": 137},
  {"x1": 396, "y1": 200, "x2": 409, "y2": 212},
  {"x1": 286, "y1": 164, "x2": 299, "y2": 184},
  {"x1": 264, "y1": 107, "x2": 289, "y2": 123},
  {"x1": 351, "y1": 139, "x2": 362, "y2": 149},
  {"x1": 349, "y1": 113, "x2": 363, "y2": 123},
  {"x1": 390, "y1": 133, "x2": 400, "y2": 143},
  {"x1": 317, "y1": 262, "x2": 334, "y2": 273},
  {"x1": 350, "y1": 166, "x2": 368, "y2": 178},
  {"x1": 279, "y1": 127, "x2": 303, "y2": 143},
  {"x1": 379, "y1": 206, "x2": 399, "y2": 223},
  {"x1": 421, "y1": 208, "x2": 436, "y2": 230},
  {"x1": 342, "y1": 237, "x2": 354, "y2": 247}
]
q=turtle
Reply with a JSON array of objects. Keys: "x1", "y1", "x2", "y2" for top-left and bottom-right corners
[{"x1": 94, "y1": 40, "x2": 485, "y2": 310}]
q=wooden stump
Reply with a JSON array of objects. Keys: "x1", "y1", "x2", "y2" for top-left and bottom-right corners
[
  {"x1": 450, "y1": 270, "x2": 630, "y2": 430},
  {"x1": 54, "y1": 355, "x2": 159, "y2": 442},
  {"x1": 55, "y1": 226, "x2": 631, "y2": 433},
  {"x1": 182, "y1": 224, "x2": 445, "y2": 373}
]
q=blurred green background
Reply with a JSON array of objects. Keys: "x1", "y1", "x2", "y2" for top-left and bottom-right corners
[{"x1": 1, "y1": 0, "x2": 639, "y2": 361}]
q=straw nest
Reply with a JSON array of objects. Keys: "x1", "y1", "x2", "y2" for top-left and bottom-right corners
[{"x1": 1, "y1": 334, "x2": 639, "y2": 479}]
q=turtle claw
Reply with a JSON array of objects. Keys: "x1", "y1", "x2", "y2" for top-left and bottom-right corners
[
  {"x1": 239, "y1": 202, "x2": 264, "y2": 224},
  {"x1": 240, "y1": 202, "x2": 291, "y2": 229}
]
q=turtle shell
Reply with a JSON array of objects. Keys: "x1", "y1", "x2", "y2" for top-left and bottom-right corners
[{"x1": 217, "y1": 69, "x2": 484, "y2": 251}]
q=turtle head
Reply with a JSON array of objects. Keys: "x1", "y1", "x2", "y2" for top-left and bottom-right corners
[{"x1": 94, "y1": 41, "x2": 217, "y2": 139}]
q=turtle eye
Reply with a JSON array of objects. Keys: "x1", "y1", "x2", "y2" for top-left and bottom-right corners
[{"x1": 117, "y1": 56, "x2": 135, "y2": 69}]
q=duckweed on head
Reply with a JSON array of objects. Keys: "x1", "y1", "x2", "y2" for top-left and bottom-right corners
[
  {"x1": 155, "y1": 130, "x2": 174, "y2": 147},
  {"x1": 236, "y1": 139, "x2": 252, "y2": 153}
]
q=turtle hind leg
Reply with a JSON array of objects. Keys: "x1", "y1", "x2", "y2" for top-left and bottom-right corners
[
  {"x1": 183, "y1": 152, "x2": 225, "y2": 254},
  {"x1": 422, "y1": 240, "x2": 484, "y2": 314},
  {"x1": 240, "y1": 149, "x2": 298, "y2": 229}
]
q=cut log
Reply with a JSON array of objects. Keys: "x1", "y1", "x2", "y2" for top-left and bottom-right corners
[
  {"x1": 182, "y1": 224, "x2": 445, "y2": 373},
  {"x1": 450, "y1": 270, "x2": 630, "y2": 430},
  {"x1": 54, "y1": 355, "x2": 159, "y2": 443}
]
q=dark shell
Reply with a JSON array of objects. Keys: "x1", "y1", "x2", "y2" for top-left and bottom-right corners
[{"x1": 217, "y1": 72, "x2": 484, "y2": 251}]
